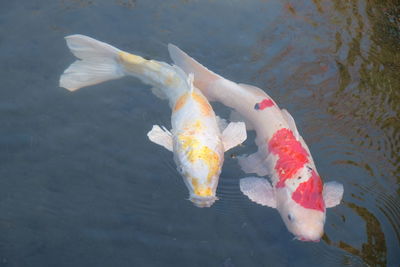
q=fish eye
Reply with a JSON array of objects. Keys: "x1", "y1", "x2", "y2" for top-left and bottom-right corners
[
  {"x1": 297, "y1": 176, "x2": 302, "y2": 180},
  {"x1": 288, "y1": 214, "x2": 294, "y2": 222},
  {"x1": 307, "y1": 166, "x2": 313, "y2": 172},
  {"x1": 177, "y1": 166, "x2": 184, "y2": 174}
]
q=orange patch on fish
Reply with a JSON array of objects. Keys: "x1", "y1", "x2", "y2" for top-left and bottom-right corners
[
  {"x1": 174, "y1": 92, "x2": 213, "y2": 117},
  {"x1": 174, "y1": 92, "x2": 189, "y2": 112},
  {"x1": 183, "y1": 120, "x2": 204, "y2": 135},
  {"x1": 118, "y1": 51, "x2": 145, "y2": 65},
  {"x1": 191, "y1": 92, "x2": 213, "y2": 117},
  {"x1": 118, "y1": 51, "x2": 161, "y2": 74},
  {"x1": 165, "y1": 73, "x2": 179, "y2": 87},
  {"x1": 192, "y1": 178, "x2": 213, "y2": 197},
  {"x1": 192, "y1": 120, "x2": 203, "y2": 130},
  {"x1": 194, "y1": 146, "x2": 220, "y2": 183},
  {"x1": 178, "y1": 134, "x2": 220, "y2": 184}
]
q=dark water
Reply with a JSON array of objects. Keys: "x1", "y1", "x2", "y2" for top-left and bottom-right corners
[{"x1": 1, "y1": 0, "x2": 399, "y2": 266}]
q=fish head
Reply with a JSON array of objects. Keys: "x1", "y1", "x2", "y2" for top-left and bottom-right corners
[
  {"x1": 189, "y1": 194, "x2": 219, "y2": 208},
  {"x1": 275, "y1": 167, "x2": 326, "y2": 242},
  {"x1": 279, "y1": 200, "x2": 325, "y2": 242},
  {"x1": 179, "y1": 161, "x2": 220, "y2": 208},
  {"x1": 175, "y1": 133, "x2": 224, "y2": 207}
]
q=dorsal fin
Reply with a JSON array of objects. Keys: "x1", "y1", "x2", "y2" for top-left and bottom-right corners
[
  {"x1": 281, "y1": 109, "x2": 300, "y2": 140},
  {"x1": 187, "y1": 73, "x2": 194, "y2": 93},
  {"x1": 281, "y1": 109, "x2": 315, "y2": 164}
]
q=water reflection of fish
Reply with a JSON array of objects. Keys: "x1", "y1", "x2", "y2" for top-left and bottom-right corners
[
  {"x1": 169, "y1": 44, "x2": 344, "y2": 240},
  {"x1": 59, "y1": 35, "x2": 246, "y2": 207}
]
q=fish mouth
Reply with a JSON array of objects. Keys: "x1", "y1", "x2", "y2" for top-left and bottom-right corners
[
  {"x1": 189, "y1": 195, "x2": 218, "y2": 208},
  {"x1": 295, "y1": 236, "x2": 321, "y2": 242}
]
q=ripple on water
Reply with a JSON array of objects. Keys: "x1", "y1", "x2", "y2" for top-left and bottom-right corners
[
  {"x1": 153, "y1": 147, "x2": 184, "y2": 190},
  {"x1": 375, "y1": 190, "x2": 400, "y2": 246},
  {"x1": 213, "y1": 172, "x2": 249, "y2": 216},
  {"x1": 315, "y1": 200, "x2": 388, "y2": 266}
]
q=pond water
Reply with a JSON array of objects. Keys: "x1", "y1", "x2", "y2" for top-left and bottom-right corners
[{"x1": 0, "y1": 0, "x2": 399, "y2": 266}]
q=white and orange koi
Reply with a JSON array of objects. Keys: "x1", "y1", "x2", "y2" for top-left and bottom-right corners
[
  {"x1": 59, "y1": 35, "x2": 246, "y2": 207},
  {"x1": 169, "y1": 44, "x2": 344, "y2": 240}
]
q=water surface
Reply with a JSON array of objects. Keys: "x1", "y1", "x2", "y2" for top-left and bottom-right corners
[{"x1": 0, "y1": 0, "x2": 399, "y2": 266}]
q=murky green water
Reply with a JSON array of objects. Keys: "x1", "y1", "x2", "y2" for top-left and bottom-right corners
[{"x1": 0, "y1": 0, "x2": 399, "y2": 266}]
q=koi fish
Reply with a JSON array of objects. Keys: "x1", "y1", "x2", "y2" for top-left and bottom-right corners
[
  {"x1": 59, "y1": 35, "x2": 247, "y2": 207},
  {"x1": 168, "y1": 44, "x2": 344, "y2": 240}
]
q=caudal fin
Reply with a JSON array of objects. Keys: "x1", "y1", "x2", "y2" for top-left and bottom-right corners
[
  {"x1": 60, "y1": 34, "x2": 124, "y2": 91},
  {"x1": 168, "y1": 44, "x2": 221, "y2": 100}
]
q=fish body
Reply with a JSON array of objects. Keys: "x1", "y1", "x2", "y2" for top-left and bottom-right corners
[
  {"x1": 60, "y1": 35, "x2": 246, "y2": 207},
  {"x1": 168, "y1": 44, "x2": 343, "y2": 239}
]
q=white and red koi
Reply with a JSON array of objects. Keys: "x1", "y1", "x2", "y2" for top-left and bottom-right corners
[
  {"x1": 168, "y1": 44, "x2": 344, "y2": 240},
  {"x1": 59, "y1": 35, "x2": 246, "y2": 207}
]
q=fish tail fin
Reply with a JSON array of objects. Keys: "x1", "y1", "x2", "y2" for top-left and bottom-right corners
[
  {"x1": 168, "y1": 44, "x2": 221, "y2": 100},
  {"x1": 59, "y1": 34, "x2": 124, "y2": 91}
]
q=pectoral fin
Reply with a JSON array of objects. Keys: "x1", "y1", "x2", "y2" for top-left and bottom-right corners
[
  {"x1": 147, "y1": 125, "x2": 173, "y2": 151},
  {"x1": 216, "y1": 116, "x2": 228, "y2": 132},
  {"x1": 323, "y1": 181, "x2": 344, "y2": 208},
  {"x1": 221, "y1": 121, "x2": 247, "y2": 152},
  {"x1": 229, "y1": 110, "x2": 254, "y2": 130},
  {"x1": 240, "y1": 177, "x2": 276, "y2": 208},
  {"x1": 237, "y1": 152, "x2": 272, "y2": 176}
]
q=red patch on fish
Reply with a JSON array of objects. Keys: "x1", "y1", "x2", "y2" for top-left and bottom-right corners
[
  {"x1": 268, "y1": 128, "x2": 309, "y2": 188},
  {"x1": 254, "y1": 99, "x2": 274, "y2": 110},
  {"x1": 292, "y1": 170, "x2": 325, "y2": 211}
]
